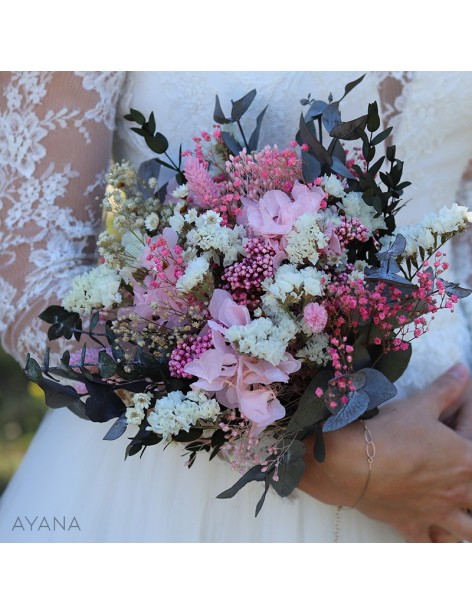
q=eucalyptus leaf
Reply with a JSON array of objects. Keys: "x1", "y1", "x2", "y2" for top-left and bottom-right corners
[
  {"x1": 173, "y1": 427, "x2": 204, "y2": 442},
  {"x1": 84, "y1": 382, "x2": 126, "y2": 422},
  {"x1": 103, "y1": 415, "x2": 128, "y2": 441},
  {"x1": 305, "y1": 99, "x2": 328, "y2": 121},
  {"x1": 339, "y1": 74, "x2": 366, "y2": 101},
  {"x1": 24, "y1": 354, "x2": 43, "y2": 384},
  {"x1": 39, "y1": 305, "x2": 75, "y2": 324},
  {"x1": 375, "y1": 345, "x2": 412, "y2": 382},
  {"x1": 299, "y1": 114, "x2": 332, "y2": 166},
  {"x1": 287, "y1": 370, "x2": 332, "y2": 434},
  {"x1": 371, "y1": 127, "x2": 393, "y2": 146},
  {"x1": 442, "y1": 280, "x2": 472, "y2": 299},
  {"x1": 213, "y1": 95, "x2": 231, "y2": 124},
  {"x1": 231, "y1": 89, "x2": 257, "y2": 121},
  {"x1": 301, "y1": 150, "x2": 321, "y2": 183},
  {"x1": 89, "y1": 311, "x2": 100, "y2": 333},
  {"x1": 321, "y1": 101, "x2": 341, "y2": 134},
  {"x1": 38, "y1": 378, "x2": 88, "y2": 419},
  {"x1": 330, "y1": 115, "x2": 368, "y2": 141},
  {"x1": 98, "y1": 350, "x2": 117, "y2": 379},
  {"x1": 360, "y1": 368, "x2": 397, "y2": 410},
  {"x1": 331, "y1": 156, "x2": 356, "y2": 180},
  {"x1": 124, "y1": 108, "x2": 146, "y2": 125},
  {"x1": 216, "y1": 464, "x2": 266, "y2": 499},
  {"x1": 248, "y1": 105, "x2": 268, "y2": 152},
  {"x1": 255, "y1": 476, "x2": 272, "y2": 517},
  {"x1": 270, "y1": 440, "x2": 306, "y2": 497},
  {"x1": 222, "y1": 131, "x2": 242, "y2": 156},
  {"x1": 322, "y1": 390, "x2": 369, "y2": 432}
]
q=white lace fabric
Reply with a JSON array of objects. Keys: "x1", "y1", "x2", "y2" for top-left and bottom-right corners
[{"x1": 0, "y1": 71, "x2": 125, "y2": 365}]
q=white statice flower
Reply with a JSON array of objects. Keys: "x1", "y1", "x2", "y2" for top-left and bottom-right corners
[
  {"x1": 132, "y1": 392, "x2": 153, "y2": 411},
  {"x1": 422, "y1": 203, "x2": 472, "y2": 233},
  {"x1": 381, "y1": 203, "x2": 472, "y2": 258},
  {"x1": 261, "y1": 264, "x2": 326, "y2": 304},
  {"x1": 62, "y1": 264, "x2": 122, "y2": 316},
  {"x1": 226, "y1": 315, "x2": 298, "y2": 366},
  {"x1": 285, "y1": 212, "x2": 327, "y2": 265},
  {"x1": 175, "y1": 256, "x2": 209, "y2": 292},
  {"x1": 185, "y1": 210, "x2": 246, "y2": 266},
  {"x1": 172, "y1": 184, "x2": 189, "y2": 200},
  {"x1": 342, "y1": 191, "x2": 387, "y2": 233},
  {"x1": 145, "y1": 212, "x2": 160, "y2": 232},
  {"x1": 146, "y1": 390, "x2": 220, "y2": 442},
  {"x1": 321, "y1": 174, "x2": 346, "y2": 198},
  {"x1": 296, "y1": 332, "x2": 330, "y2": 365},
  {"x1": 300, "y1": 266, "x2": 327, "y2": 297}
]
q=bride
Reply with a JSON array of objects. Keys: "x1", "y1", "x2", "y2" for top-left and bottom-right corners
[{"x1": 1, "y1": 71, "x2": 472, "y2": 542}]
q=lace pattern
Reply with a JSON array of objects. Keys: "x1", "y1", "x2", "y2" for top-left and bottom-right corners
[{"x1": 0, "y1": 71, "x2": 126, "y2": 364}]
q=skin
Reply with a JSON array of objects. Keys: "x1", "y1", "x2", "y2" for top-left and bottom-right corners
[{"x1": 298, "y1": 363, "x2": 472, "y2": 542}]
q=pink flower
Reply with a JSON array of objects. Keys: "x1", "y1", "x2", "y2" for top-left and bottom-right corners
[
  {"x1": 184, "y1": 156, "x2": 222, "y2": 208},
  {"x1": 239, "y1": 181, "x2": 325, "y2": 245},
  {"x1": 303, "y1": 302, "x2": 328, "y2": 333}
]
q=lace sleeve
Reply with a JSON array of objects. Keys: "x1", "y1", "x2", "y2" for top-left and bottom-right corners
[{"x1": 0, "y1": 71, "x2": 125, "y2": 364}]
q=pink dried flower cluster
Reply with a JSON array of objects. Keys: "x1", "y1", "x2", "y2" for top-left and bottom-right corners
[
  {"x1": 334, "y1": 216, "x2": 370, "y2": 246},
  {"x1": 224, "y1": 146, "x2": 302, "y2": 201},
  {"x1": 221, "y1": 237, "x2": 276, "y2": 309},
  {"x1": 169, "y1": 332, "x2": 214, "y2": 379}
]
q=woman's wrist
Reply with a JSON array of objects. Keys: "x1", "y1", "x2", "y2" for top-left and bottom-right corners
[{"x1": 298, "y1": 420, "x2": 372, "y2": 507}]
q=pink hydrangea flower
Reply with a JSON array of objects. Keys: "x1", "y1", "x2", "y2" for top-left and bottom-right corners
[{"x1": 303, "y1": 302, "x2": 328, "y2": 333}]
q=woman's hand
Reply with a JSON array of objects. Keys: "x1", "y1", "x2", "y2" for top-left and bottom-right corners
[{"x1": 299, "y1": 363, "x2": 472, "y2": 542}]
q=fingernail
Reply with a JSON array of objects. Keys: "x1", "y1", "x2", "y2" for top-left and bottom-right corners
[{"x1": 447, "y1": 363, "x2": 469, "y2": 381}]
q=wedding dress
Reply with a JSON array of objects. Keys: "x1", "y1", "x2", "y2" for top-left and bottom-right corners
[{"x1": 1, "y1": 71, "x2": 472, "y2": 542}]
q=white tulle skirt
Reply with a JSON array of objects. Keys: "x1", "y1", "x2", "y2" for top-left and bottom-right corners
[{"x1": 0, "y1": 408, "x2": 402, "y2": 543}]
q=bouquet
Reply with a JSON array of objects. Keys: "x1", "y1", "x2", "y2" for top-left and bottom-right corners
[{"x1": 25, "y1": 75, "x2": 472, "y2": 514}]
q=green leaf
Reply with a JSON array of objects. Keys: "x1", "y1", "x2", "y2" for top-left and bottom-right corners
[
  {"x1": 371, "y1": 127, "x2": 393, "y2": 146},
  {"x1": 301, "y1": 150, "x2": 321, "y2": 183},
  {"x1": 270, "y1": 440, "x2": 306, "y2": 497},
  {"x1": 255, "y1": 475, "x2": 272, "y2": 517},
  {"x1": 368, "y1": 156, "x2": 385, "y2": 178},
  {"x1": 248, "y1": 104, "x2": 268, "y2": 152},
  {"x1": 144, "y1": 132, "x2": 168, "y2": 155},
  {"x1": 305, "y1": 99, "x2": 328, "y2": 121},
  {"x1": 330, "y1": 115, "x2": 368, "y2": 141},
  {"x1": 386, "y1": 145, "x2": 396, "y2": 162},
  {"x1": 47, "y1": 322, "x2": 64, "y2": 341},
  {"x1": 299, "y1": 114, "x2": 332, "y2": 167},
  {"x1": 24, "y1": 354, "x2": 43, "y2": 384},
  {"x1": 321, "y1": 101, "x2": 341, "y2": 134},
  {"x1": 312, "y1": 422, "x2": 325, "y2": 462},
  {"x1": 217, "y1": 465, "x2": 266, "y2": 499},
  {"x1": 286, "y1": 370, "x2": 332, "y2": 434},
  {"x1": 173, "y1": 427, "x2": 203, "y2": 442},
  {"x1": 222, "y1": 131, "x2": 242, "y2": 156},
  {"x1": 89, "y1": 311, "x2": 100, "y2": 332},
  {"x1": 148, "y1": 111, "x2": 156, "y2": 135},
  {"x1": 375, "y1": 345, "x2": 412, "y2": 382},
  {"x1": 98, "y1": 350, "x2": 117, "y2": 379},
  {"x1": 124, "y1": 108, "x2": 146, "y2": 124},
  {"x1": 39, "y1": 305, "x2": 74, "y2": 324},
  {"x1": 213, "y1": 94, "x2": 231, "y2": 124},
  {"x1": 323, "y1": 389, "x2": 369, "y2": 432},
  {"x1": 231, "y1": 89, "x2": 257, "y2": 121},
  {"x1": 103, "y1": 415, "x2": 128, "y2": 441},
  {"x1": 331, "y1": 156, "x2": 356, "y2": 180},
  {"x1": 339, "y1": 74, "x2": 366, "y2": 101}
]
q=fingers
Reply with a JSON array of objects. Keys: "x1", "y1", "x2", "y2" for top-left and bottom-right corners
[
  {"x1": 412, "y1": 363, "x2": 470, "y2": 419},
  {"x1": 441, "y1": 509, "x2": 472, "y2": 543},
  {"x1": 429, "y1": 525, "x2": 462, "y2": 543}
]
